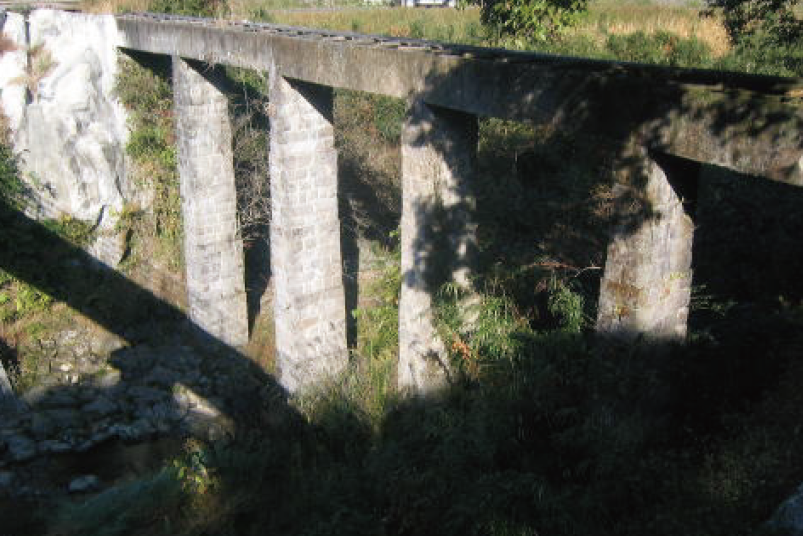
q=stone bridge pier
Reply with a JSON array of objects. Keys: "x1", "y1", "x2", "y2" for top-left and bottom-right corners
[
  {"x1": 173, "y1": 59, "x2": 350, "y2": 393},
  {"x1": 399, "y1": 100, "x2": 478, "y2": 393},
  {"x1": 267, "y1": 69, "x2": 348, "y2": 393},
  {"x1": 173, "y1": 56, "x2": 249, "y2": 348},
  {"x1": 596, "y1": 144, "x2": 694, "y2": 341}
]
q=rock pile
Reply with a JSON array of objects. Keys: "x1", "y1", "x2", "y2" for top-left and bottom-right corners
[{"x1": 0, "y1": 326, "x2": 283, "y2": 498}]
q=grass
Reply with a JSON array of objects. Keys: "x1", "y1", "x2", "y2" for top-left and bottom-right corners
[
  {"x1": 569, "y1": 1, "x2": 730, "y2": 56},
  {"x1": 114, "y1": 53, "x2": 183, "y2": 273},
  {"x1": 79, "y1": 0, "x2": 731, "y2": 59}
]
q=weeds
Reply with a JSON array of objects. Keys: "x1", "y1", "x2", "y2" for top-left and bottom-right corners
[
  {"x1": 11, "y1": 42, "x2": 57, "y2": 102},
  {"x1": 0, "y1": 144, "x2": 22, "y2": 207},
  {"x1": 114, "y1": 54, "x2": 183, "y2": 271},
  {"x1": 225, "y1": 66, "x2": 272, "y2": 244}
]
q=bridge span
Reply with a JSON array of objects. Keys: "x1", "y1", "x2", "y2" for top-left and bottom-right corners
[{"x1": 1, "y1": 9, "x2": 801, "y2": 393}]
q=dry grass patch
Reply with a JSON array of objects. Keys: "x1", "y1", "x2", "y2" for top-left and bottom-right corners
[
  {"x1": 261, "y1": 6, "x2": 484, "y2": 42},
  {"x1": 571, "y1": 3, "x2": 731, "y2": 56},
  {"x1": 80, "y1": 0, "x2": 151, "y2": 13},
  {"x1": 0, "y1": 33, "x2": 18, "y2": 56}
]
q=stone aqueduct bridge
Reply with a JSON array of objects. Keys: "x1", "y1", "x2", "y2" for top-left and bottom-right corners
[{"x1": 7, "y1": 11, "x2": 803, "y2": 393}]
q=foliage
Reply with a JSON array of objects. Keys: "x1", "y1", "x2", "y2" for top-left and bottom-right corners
[
  {"x1": 225, "y1": 66, "x2": 272, "y2": 243},
  {"x1": 705, "y1": 0, "x2": 803, "y2": 75},
  {"x1": 0, "y1": 152, "x2": 88, "y2": 326},
  {"x1": 42, "y1": 216, "x2": 96, "y2": 248},
  {"x1": 352, "y1": 239, "x2": 401, "y2": 365},
  {"x1": 0, "y1": 144, "x2": 22, "y2": 208},
  {"x1": 148, "y1": 0, "x2": 228, "y2": 17},
  {"x1": 480, "y1": 0, "x2": 591, "y2": 42},
  {"x1": 715, "y1": 27, "x2": 803, "y2": 76},
  {"x1": 336, "y1": 90, "x2": 406, "y2": 145},
  {"x1": 115, "y1": 54, "x2": 183, "y2": 270},
  {"x1": 706, "y1": 0, "x2": 803, "y2": 47}
]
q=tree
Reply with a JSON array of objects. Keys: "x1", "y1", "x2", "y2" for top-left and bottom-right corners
[
  {"x1": 707, "y1": 0, "x2": 803, "y2": 75},
  {"x1": 708, "y1": 0, "x2": 802, "y2": 44}
]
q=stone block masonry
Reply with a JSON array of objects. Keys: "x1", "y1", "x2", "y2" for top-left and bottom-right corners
[
  {"x1": 399, "y1": 100, "x2": 478, "y2": 393},
  {"x1": 596, "y1": 144, "x2": 694, "y2": 340},
  {"x1": 172, "y1": 57, "x2": 249, "y2": 347},
  {"x1": 268, "y1": 70, "x2": 347, "y2": 393}
]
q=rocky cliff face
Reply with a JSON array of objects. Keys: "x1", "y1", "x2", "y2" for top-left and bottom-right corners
[{"x1": 0, "y1": 9, "x2": 129, "y2": 266}]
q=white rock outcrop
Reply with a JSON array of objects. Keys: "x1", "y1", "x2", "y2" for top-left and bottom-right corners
[
  {"x1": 0, "y1": 9, "x2": 129, "y2": 265},
  {"x1": 0, "y1": 11, "x2": 27, "y2": 134}
]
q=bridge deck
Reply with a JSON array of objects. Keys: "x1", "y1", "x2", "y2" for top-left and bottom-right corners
[{"x1": 115, "y1": 12, "x2": 802, "y2": 183}]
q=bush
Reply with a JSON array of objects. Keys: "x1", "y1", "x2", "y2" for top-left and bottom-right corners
[
  {"x1": 706, "y1": 0, "x2": 803, "y2": 76},
  {"x1": 717, "y1": 27, "x2": 803, "y2": 76},
  {"x1": 148, "y1": 0, "x2": 228, "y2": 17},
  {"x1": 0, "y1": 144, "x2": 22, "y2": 208},
  {"x1": 707, "y1": 0, "x2": 803, "y2": 46},
  {"x1": 480, "y1": 0, "x2": 590, "y2": 42},
  {"x1": 115, "y1": 54, "x2": 183, "y2": 270}
]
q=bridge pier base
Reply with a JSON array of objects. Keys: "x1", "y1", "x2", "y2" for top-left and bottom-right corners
[
  {"x1": 173, "y1": 57, "x2": 249, "y2": 347},
  {"x1": 399, "y1": 100, "x2": 478, "y2": 393},
  {"x1": 268, "y1": 74, "x2": 348, "y2": 393},
  {"x1": 597, "y1": 145, "x2": 694, "y2": 341}
]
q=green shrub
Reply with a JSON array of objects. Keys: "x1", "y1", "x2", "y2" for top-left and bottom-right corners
[
  {"x1": 716, "y1": 29, "x2": 803, "y2": 76},
  {"x1": 115, "y1": 55, "x2": 183, "y2": 270},
  {"x1": 480, "y1": 0, "x2": 591, "y2": 42},
  {"x1": 352, "y1": 247, "x2": 400, "y2": 364},
  {"x1": 0, "y1": 144, "x2": 22, "y2": 208},
  {"x1": 42, "y1": 215, "x2": 96, "y2": 248},
  {"x1": 706, "y1": 0, "x2": 803, "y2": 49},
  {"x1": 148, "y1": 0, "x2": 228, "y2": 17},
  {"x1": 546, "y1": 277, "x2": 585, "y2": 334}
]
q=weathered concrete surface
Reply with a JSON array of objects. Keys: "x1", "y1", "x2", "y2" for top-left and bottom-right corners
[
  {"x1": 596, "y1": 144, "x2": 694, "y2": 340},
  {"x1": 115, "y1": 14, "x2": 803, "y2": 185},
  {"x1": 1, "y1": 10, "x2": 129, "y2": 265},
  {"x1": 173, "y1": 57, "x2": 248, "y2": 347},
  {"x1": 268, "y1": 70, "x2": 347, "y2": 393},
  {"x1": 399, "y1": 100, "x2": 477, "y2": 393}
]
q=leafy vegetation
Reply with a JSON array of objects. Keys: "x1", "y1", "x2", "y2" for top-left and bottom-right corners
[
  {"x1": 480, "y1": 0, "x2": 590, "y2": 42},
  {"x1": 114, "y1": 54, "x2": 183, "y2": 271},
  {"x1": 0, "y1": 144, "x2": 22, "y2": 208}
]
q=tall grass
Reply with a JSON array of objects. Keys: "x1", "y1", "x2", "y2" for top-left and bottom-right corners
[{"x1": 570, "y1": 2, "x2": 730, "y2": 56}]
